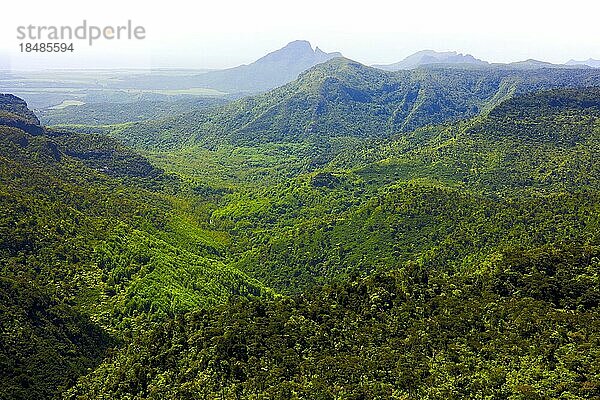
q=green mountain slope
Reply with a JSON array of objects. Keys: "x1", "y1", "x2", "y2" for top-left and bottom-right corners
[
  {"x1": 207, "y1": 88, "x2": 600, "y2": 292},
  {"x1": 112, "y1": 59, "x2": 600, "y2": 150},
  {"x1": 101, "y1": 61, "x2": 600, "y2": 189},
  {"x1": 355, "y1": 87, "x2": 600, "y2": 191},
  {"x1": 61, "y1": 87, "x2": 600, "y2": 399},
  {"x1": 0, "y1": 97, "x2": 269, "y2": 321},
  {"x1": 0, "y1": 95, "x2": 269, "y2": 399},
  {"x1": 3, "y1": 79, "x2": 600, "y2": 399}
]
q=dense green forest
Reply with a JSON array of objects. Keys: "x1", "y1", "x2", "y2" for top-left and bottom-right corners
[
  {"x1": 0, "y1": 94, "x2": 267, "y2": 399},
  {"x1": 66, "y1": 245, "x2": 600, "y2": 399},
  {"x1": 1, "y1": 63, "x2": 600, "y2": 399}
]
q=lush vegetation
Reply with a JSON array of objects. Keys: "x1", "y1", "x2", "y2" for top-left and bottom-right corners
[
  {"x1": 99, "y1": 60, "x2": 600, "y2": 190},
  {"x1": 110, "y1": 59, "x2": 600, "y2": 151},
  {"x1": 1, "y1": 68, "x2": 600, "y2": 399},
  {"x1": 0, "y1": 97, "x2": 267, "y2": 399},
  {"x1": 65, "y1": 245, "x2": 600, "y2": 399}
]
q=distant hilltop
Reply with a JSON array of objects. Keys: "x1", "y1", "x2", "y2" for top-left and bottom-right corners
[
  {"x1": 373, "y1": 50, "x2": 488, "y2": 71},
  {"x1": 566, "y1": 58, "x2": 600, "y2": 68}
]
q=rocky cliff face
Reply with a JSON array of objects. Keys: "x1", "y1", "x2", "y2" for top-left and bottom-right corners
[
  {"x1": 0, "y1": 94, "x2": 41, "y2": 124},
  {"x1": 0, "y1": 94, "x2": 44, "y2": 135}
]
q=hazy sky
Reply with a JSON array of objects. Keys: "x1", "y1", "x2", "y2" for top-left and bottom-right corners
[{"x1": 1, "y1": 0, "x2": 599, "y2": 70}]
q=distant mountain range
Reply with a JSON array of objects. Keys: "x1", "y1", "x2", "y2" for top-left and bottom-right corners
[
  {"x1": 373, "y1": 50, "x2": 600, "y2": 71},
  {"x1": 373, "y1": 50, "x2": 489, "y2": 71},
  {"x1": 94, "y1": 42, "x2": 600, "y2": 94},
  {"x1": 114, "y1": 42, "x2": 600, "y2": 95},
  {"x1": 500, "y1": 59, "x2": 593, "y2": 70},
  {"x1": 566, "y1": 58, "x2": 600, "y2": 68},
  {"x1": 23, "y1": 41, "x2": 598, "y2": 98}
]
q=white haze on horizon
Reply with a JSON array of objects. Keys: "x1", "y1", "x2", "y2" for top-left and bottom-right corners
[{"x1": 0, "y1": 0, "x2": 598, "y2": 70}]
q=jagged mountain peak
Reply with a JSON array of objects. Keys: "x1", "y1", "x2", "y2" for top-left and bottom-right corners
[
  {"x1": 189, "y1": 40, "x2": 344, "y2": 93},
  {"x1": 252, "y1": 40, "x2": 342, "y2": 66}
]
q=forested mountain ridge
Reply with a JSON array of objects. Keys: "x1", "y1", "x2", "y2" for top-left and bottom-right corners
[
  {"x1": 210, "y1": 87, "x2": 600, "y2": 292},
  {"x1": 2, "y1": 80, "x2": 600, "y2": 398},
  {"x1": 58, "y1": 85, "x2": 600, "y2": 399},
  {"x1": 349, "y1": 87, "x2": 600, "y2": 191},
  {"x1": 111, "y1": 58, "x2": 600, "y2": 151},
  {"x1": 0, "y1": 96, "x2": 270, "y2": 322},
  {"x1": 101, "y1": 60, "x2": 600, "y2": 191},
  {"x1": 0, "y1": 93, "x2": 44, "y2": 135},
  {"x1": 0, "y1": 94, "x2": 40, "y2": 124}
]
